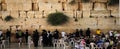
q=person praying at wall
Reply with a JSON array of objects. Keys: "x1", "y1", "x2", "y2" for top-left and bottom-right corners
[
  {"x1": 86, "y1": 28, "x2": 91, "y2": 38},
  {"x1": 75, "y1": 29, "x2": 80, "y2": 37},
  {"x1": 15, "y1": 30, "x2": 24, "y2": 47},
  {"x1": 24, "y1": 29, "x2": 29, "y2": 44},
  {"x1": 6, "y1": 29, "x2": 11, "y2": 43},
  {"x1": 96, "y1": 29, "x2": 101, "y2": 36},
  {"x1": 32, "y1": 30, "x2": 39, "y2": 47}
]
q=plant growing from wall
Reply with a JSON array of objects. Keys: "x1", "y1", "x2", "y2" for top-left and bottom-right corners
[
  {"x1": 47, "y1": 12, "x2": 69, "y2": 26},
  {"x1": 108, "y1": 0, "x2": 119, "y2": 6},
  {"x1": 4, "y1": 15, "x2": 13, "y2": 22},
  {"x1": 82, "y1": 0, "x2": 90, "y2": 3}
]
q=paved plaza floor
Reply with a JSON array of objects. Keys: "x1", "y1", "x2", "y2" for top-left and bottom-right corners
[{"x1": 1, "y1": 43, "x2": 69, "y2": 49}]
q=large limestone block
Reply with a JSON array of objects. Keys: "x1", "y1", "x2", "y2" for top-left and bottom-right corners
[
  {"x1": 27, "y1": 11, "x2": 35, "y2": 18},
  {"x1": 62, "y1": 11, "x2": 73, "y2": 18},
  {"x1": 111, "y1": 10, "x2": 119, "y2": 17},
  {"x1": 83, "y1": 10, "x2": 90, "y2": 18},
  {"x1": 31, "y1": 0, "x2": 39, "y2": 3},
  {"x1": 66, "y1": 3, "x2": 78, "y2": 11},
  {"x1": 38, "y1": 3, "x2": 51, "y2": 11},
  {"x1": 48, "y1": 0, "x2": 59, "y2": 3},
  {"x1": 6, "y1": 0, "x2": 31, "y2": 3},
  {"x1": 10, "y1": 11, "x2": 19, "y2": 18},
  {"x1": 19, "y1": 11, "x2": 27, "y2": 18},
  {"x1": 39, "y1": 0, "x2": 48, "y2": 3},
  {"x1": 7, "y1": 3, "x2": 23, "y2": 11},
  {"x1": 91, "y1": 10, "x2": 110, "y2": 17},
  {"x1": 23, "y1": 3, "x2": 32, "y2": 11},
  {"x1": 6, "y1": 0, "x2": 23, "y2": 3},
  {"x1": 1, "y1": 3, "x2": 7, "y2": 11},
  {"x1": 94, "y1": 3, "x2": 106, "y2": 10},
  {"x1": 51, "y1": 3, "x2": 62, "y2": 11},
  {"x1": 82, "y1": 3, "x2": 93, "y2": 10},
  {"x1": 1, "y1": 11, "x2": 10, "y2": 19},
  {"x1": 34, "y1": 11, "x2": 42, "y2": 18}
]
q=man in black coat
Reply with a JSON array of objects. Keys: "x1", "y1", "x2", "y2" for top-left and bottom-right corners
[
  {"x1": 47, "y1": 31, "x2": 53, "y2": 46},
  {"x1": 75, "y1": 29, "x2": 80, "y2": 37},
  {"x1": 32, "y1": 30, "x2": 39, "y2": 47},
  {"x1": 24, "y1": 29, "x2": 29, "y2": 44},
  {"x1": 86, "y1": 28, "x2": 91, "y2": 38},
  {"x1": 6, "y1": 29, "x2": 11, "y2": 43},
  {"x1": 42, "y1": 29, "x2": 47, "y2": 47}
]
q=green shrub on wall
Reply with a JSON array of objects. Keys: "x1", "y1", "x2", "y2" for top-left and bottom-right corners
[
  {"x1": 4, "y1": 15, "x2": 13, "y2": 22},
  {"x1": 108, "y1": 0, "x2": 119, "y2": 6},
  {"x1": 47, "y1": 12, "x2": 69, "y2": 26}
]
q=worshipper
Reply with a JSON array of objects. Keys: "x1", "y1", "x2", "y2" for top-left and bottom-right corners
[
  {"x1": 79, "y1": 29, "x2": 84, "y2": 37},
  {"x1": 61, "y1": 31, "x2": 66, "y2": 38},
  {"x1": 104, "y1": 39, "x2": 110, "y2": 49},
  {"x1": 96, "y1": 29, "x2": 101, "y2": 36},
  {"x1": 109, "y1": 30, "x2": 114, "y2": 39},
  {"x1": 75, "y1": 29, "x2": 80, "y2": 37},
  {"x1": 15, "y1": 30, "x2": 24, "y2": 47},
  {"x1": 47, "y1": 30, "x2": 53, "y2": 46},
  {"x1": 38, "y1": 35, "x2": 42, "y2": 46},
  {"x1": 28, "y1": 35, "x2": 32, "y2": 48},
  {"x1": 90, "y1": 41, "x2": 96, "y2": 49},
  {"x1": 0, "y1": 30, "x2": 3, "y2": 40},
  {"x1": 24, "y1": 29, "x2": 29, "y2": 44},
  {"x1": 0, "y1": 30, "x2": 5, "y2": 48},
  {"x1": 86, "y1": 28, "x2": 91, "y2": 37},
  {"x1": 32, "y1": 30, "x2": 39, "y2": 47},
  {"x1": 53, "y1": 29, "x2": 59, "y2": 39},
  {"x1": 79, "y1": 39, "x2": 86, "y2": 49},
  {"x1": 41, "y1": 29, "x2": 47, "y2": 47},
  {"x1": 6, "y1": 29, "x2": 11, "y2": 43}
]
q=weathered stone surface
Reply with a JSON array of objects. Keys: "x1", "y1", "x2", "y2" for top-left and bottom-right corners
[
  {"x1": 51, "y1": 3, "x2": 62, "y2": 11},
  {"x1": 38, "y1": 3, "x2": 51, "y2": 11},
  {"x1": 23, "y1": 3, "x2": 32, "y2": 11},
  {"x1": 34, "y1": 11, "x2": 42, "y2": 18},
  {"x1": 82, "y1": 3, "x2": 92, "y2": 10},
  {"x1": 27, "y1": 11, "x2": 35, "y2": 18},
  {"x1": 94, "y1": 3, "x2": 106, "y2": 10},
  {"x1": 31, "y1": 0, "x2": 39, "y2": 3},
  {"x1": 19, "y1": 11, "x2": 27, "y2": 18},
  {"x1": 91, "y1": 10, "x2": 110, "y2": 17},
  {"x1": 66, "y1": 3, "x2": 78, "y2": 11},
  {"x1": 1, "y1": 11, "x2": 10, "y2": 19},
  {"x1": 6, "y1": 0, "x2": 31, "y2": 3},
  {"x1": 83, "y1": 10, "x2": 90, "y2": 18},
  {"x1": 1, "y1": 3, "x2": 7, "y2": 11},
  {"x1": 7, "y1": 3, "x2": 22, "y2": 11},
  {"x1": 111, "y1": 10, "x2": 119, "y2": 17},
  {"x1": 10, "y1": 11, "x2": 19, "y2": 18}
]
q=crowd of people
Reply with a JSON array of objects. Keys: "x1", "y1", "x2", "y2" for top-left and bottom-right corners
[{"x1": 0, "y1": 28, "x2": 120, "y2": 49}]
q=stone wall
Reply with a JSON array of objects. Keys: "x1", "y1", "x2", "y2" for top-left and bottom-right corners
[{"x1": 0, "y1": 0, "x2": 119, "y2": 33}]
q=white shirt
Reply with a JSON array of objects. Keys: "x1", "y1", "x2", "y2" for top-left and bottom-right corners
[
  {"x1": 109, "y1": 31, "x2": 113, "y2": 36},
  {"x1": 61, "y1": 31, "x2": 66, "y2": 37}
]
